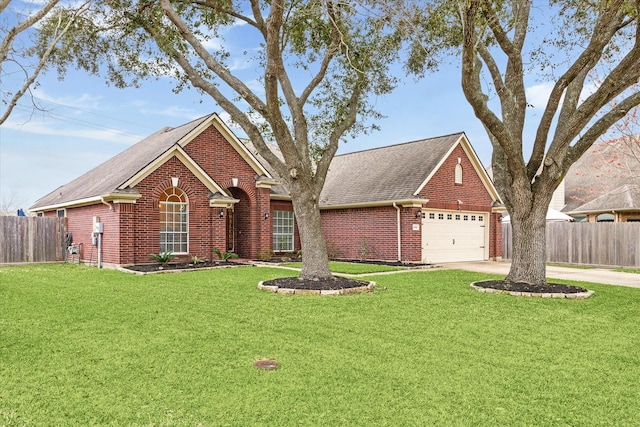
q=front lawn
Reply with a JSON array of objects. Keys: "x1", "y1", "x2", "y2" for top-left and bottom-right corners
[{"x1": 1, "y1": 264, "x2": 639, "y2": 425}]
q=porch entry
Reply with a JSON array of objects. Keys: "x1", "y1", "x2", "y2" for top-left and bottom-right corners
[
  {"x1": 227, "y1": 187, "x2": 252, "y2": 258},
  {"x1": 421, "y1": 210, "x2": 487, "y2": 263}
]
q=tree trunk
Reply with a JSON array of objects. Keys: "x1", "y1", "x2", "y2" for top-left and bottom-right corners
[
  {"x1": 289, "y1": 180, "x2": 333, "y2": 281},
  {"x1": 505, "y1": 203, "x2": 548, "y2": 285}
]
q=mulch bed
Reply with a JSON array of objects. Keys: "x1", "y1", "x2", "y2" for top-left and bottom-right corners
[
  {"x1": 123, "y1": 261, "x2": 246, "y2": 273},
  {"x1": 336, "y1": 259, "x2": 426, "y2": 267},
  {"x1": 475, "y1": 280, "x2": 588, "y2": 294},
  {"x1": 262, "y1": 276, "x2": 370, "y2": 291}
]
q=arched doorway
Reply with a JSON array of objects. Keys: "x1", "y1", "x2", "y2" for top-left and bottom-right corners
[{"x1": 227, "y1": 187, "x2": 252, "y2": 258}]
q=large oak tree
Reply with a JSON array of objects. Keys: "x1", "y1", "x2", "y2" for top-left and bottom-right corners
[
  {"x1": 42, "y1": 0, "x2": 404, "y2": 280},
  {"x1": 407, "y1": 0, "x2": 640, "y2": 285}
]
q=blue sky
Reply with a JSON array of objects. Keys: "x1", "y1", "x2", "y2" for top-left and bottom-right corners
[{"x1": 0, "y1": 6, "x2": 556, "y2": 211}]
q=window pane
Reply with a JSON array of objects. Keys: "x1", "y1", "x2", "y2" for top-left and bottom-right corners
[
  {"x1": 159, "y1": 188, "x2": 189, "y2": 254},
  {"x1": 272, "y1": 210, "x2": 294, "y2": 252}
]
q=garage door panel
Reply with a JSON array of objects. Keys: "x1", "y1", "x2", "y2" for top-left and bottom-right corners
[{"x1": 421, "y1": 211, "x2": 486, "y2": 263}]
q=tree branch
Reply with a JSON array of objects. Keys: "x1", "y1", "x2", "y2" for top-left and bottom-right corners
[{"x1": 529, "y1": 1, "x2": 627, "y2": 177}]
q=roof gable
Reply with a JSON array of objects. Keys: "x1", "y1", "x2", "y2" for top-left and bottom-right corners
[
  {"x1": 121, "y1": 144, "x2": 228, "y2": 195},
  {"x1": 414, "y1": 133, "x2": 500, "y2": 201},
  {"x1": 30, "y1": 113, "x2": 271, "y2": 211},
  {"x1": 319, "y1": 133, "x2": 500, "y2": 207}
]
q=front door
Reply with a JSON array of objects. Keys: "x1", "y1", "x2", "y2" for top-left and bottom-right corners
[{"x1": 226, "y1": 208, "x2": 234, "y2": 252}]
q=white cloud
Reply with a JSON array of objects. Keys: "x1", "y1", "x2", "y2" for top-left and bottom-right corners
[
  {"x1": 140, "y1": 106, "x2": 205, "y2": 121},
  {"x1": 2, "y1": 119, "x2": 140, "y2": 145},
  {"x1": 525, "y1": 82, "x2": 555, "y2": 110},
  {"x1": 31, "y1": 88, "x2": 104, "y2": 111}
]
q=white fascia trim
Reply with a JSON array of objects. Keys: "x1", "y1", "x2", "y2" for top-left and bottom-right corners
[
  {"x1": 27, "y1": 192, "x2": 141, "y2": 213},
  {"x1": 209, "y1": 198, "x2": 240, "y2": 208},
  {"x1": 568, "y1": 208, "x2": 639, "y2": 215},
  {"x1": 270, "y1": 194, "x2": 292, "y2": 201},
  {"x1": 320, "y1": 198, "x2": 429, "y2": 210},
  {"x1": 256, "y1": 178, "x2": 282, "y2": 188},
  {"x1": 118, "y1": 145, "x2": 230, "y2": 197},
  {"x1": 423, "y1": 207, "x2": 490, "y2": 215}
]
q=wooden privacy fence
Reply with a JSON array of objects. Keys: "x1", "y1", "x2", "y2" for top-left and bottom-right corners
[
  {"x1": 502, "y1": 222, "x2": 640, "y2": 268},
  {"x1": 0, "y1": 217, "x2": 67, "y2": 264}
]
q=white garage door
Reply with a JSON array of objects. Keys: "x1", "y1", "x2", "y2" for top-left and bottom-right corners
[{"x1": 421, "y1": 211, "x2": 487, "y2": 263}]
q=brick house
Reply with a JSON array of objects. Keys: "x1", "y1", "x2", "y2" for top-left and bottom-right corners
[{"x1": 30, "y1": 113, "x2": 504, "y2": 267}]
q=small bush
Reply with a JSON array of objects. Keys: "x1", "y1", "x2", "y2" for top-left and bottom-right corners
[
  {"x1": 326, "y1": 240, "x2": 340, "y2": 260},
  {"x1": 257, "y1": 249, "x2": 275, "y2": 262},
  {"x1": 191, "y1": 255, "x2": 205, "y2": 264},
  {"x1": 150, "y1": 251, "x2": 176, "y2": 265},
  {"x1": 357, "y1": 237, "x2": 372, "y2": 261},
  {"x1": 213, "y1": 248, "x2": 239, "y2": 262}
]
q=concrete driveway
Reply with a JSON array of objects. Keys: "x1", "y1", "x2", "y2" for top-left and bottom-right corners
[{"x1": 442, "y1": 261, "x2": 640, "y2": 288}]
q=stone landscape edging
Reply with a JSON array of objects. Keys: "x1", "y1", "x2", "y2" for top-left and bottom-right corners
[
  {"x1": 257, "y1": 280, "x2": 376, "y2": 295},
  {"x1": 470, "y1": 281, "x2": 594, "y2": 299}
]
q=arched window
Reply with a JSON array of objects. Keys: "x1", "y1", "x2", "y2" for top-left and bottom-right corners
[
  {"x1": 454, "y1": 163, "x2": 463, "y2": 184},
  {"x1": 159, "y1": 187, "x2": 188, "y2": 253},
  {"x1": 596, "y1": 213, "x2": 614, "y2": 222}
]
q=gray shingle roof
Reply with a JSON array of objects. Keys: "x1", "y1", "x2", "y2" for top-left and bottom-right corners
[
  {"x1": 30, "y1": 114, "x2": 213, "y2": 210},
  {"x1": 571, "y1": 185, "x2": 640, "y2": 213},
  {"x1": 563, "y1": 138, "x2": 640, "y2": 213},
  {"x1": 30, "y1": 112, "x2": 469, "y2": 211},
  {"x1": 320, "y1": 133, "x2": 463, "y2": 206}
]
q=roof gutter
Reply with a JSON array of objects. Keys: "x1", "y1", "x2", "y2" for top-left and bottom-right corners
[
  {"x1": 320, "y1": 198, "x2": 428, "y2": 210},
  {"x1": 29, "y1": 192, "x2": 141, "y2": 213},
  {"x1": 100, "y1": 197, "x2": 113, "y2": 210}
]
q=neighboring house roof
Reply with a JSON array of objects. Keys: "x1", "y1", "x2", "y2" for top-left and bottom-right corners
[
  {"x1": 320, "y1": 133, "x2": 500, "y2": 208},
  {"x1": 30, "y1": 113, "x2": 271, "y2": 211},
  {"x1": 569, "y1": 185, "x2": 640, "y2": 214},
  {"x1": 563, "y1": 137, "x2": 640, "y2": 214}
]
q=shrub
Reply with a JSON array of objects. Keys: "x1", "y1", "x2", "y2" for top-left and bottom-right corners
[
  {"x1": 326, "y1": 240, "x2": 340, "y2": 260},
  {"x1": 213, "y1": 248, "x2": 239, "y2": 262},
  {"x1": 357, "y1": 237, "x2": 372, "y2": 261},
  {"x1": 150, "y1": 251, "x2": 176, "y2": 265},
  {"x1": 257, "y1": 248, "x2": 275, "y2": 262},
  {"x1": 191, "y1": 255, "x2": 205, "y2": 264}
]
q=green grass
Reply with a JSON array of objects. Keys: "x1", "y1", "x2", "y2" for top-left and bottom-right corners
[
  {"x1": 2, "y1": 264, "x2": 640, "y2": 426},
  {"x1": 281, "y1": 260, "x2": 406, "y2": 274},
  {"x1": 614, "y1": 267, "x2": 640, "y2": 274}
]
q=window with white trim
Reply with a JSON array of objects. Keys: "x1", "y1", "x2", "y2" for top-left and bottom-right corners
[
  {"x1": 56, "y1": 209, "x2": 66, "y2": 218},
  {"x1": 273, "y1": 210, "x2": 294, "y2": 252},
  {"x1": 159, "y1": 187, "x2": 188, "y2": 254}
]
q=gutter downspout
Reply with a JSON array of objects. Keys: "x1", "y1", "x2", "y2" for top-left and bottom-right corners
[
  {"x1": 100, "y1": 197, "x2": 113, "y2": 210},
  {"x1": 393, "y1": 202, "x2": 401, "y2": 262}
]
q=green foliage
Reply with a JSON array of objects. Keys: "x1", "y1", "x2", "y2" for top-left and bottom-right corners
[
  {"x1": 191, "y1": 255, "x2": 205, "y2": 264},
  {"x1": 257, "y1": 248, "x2": 275, "y2": 262},
  {"x1": 212, "y1": 247, "x2": 239, "y2": 262},
  {"x1": 2, "y1": 264, "x2": 640, "y2": 425},
  {"x1": 149, "y1": 251, "x2": 175, "y2": 265}
]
